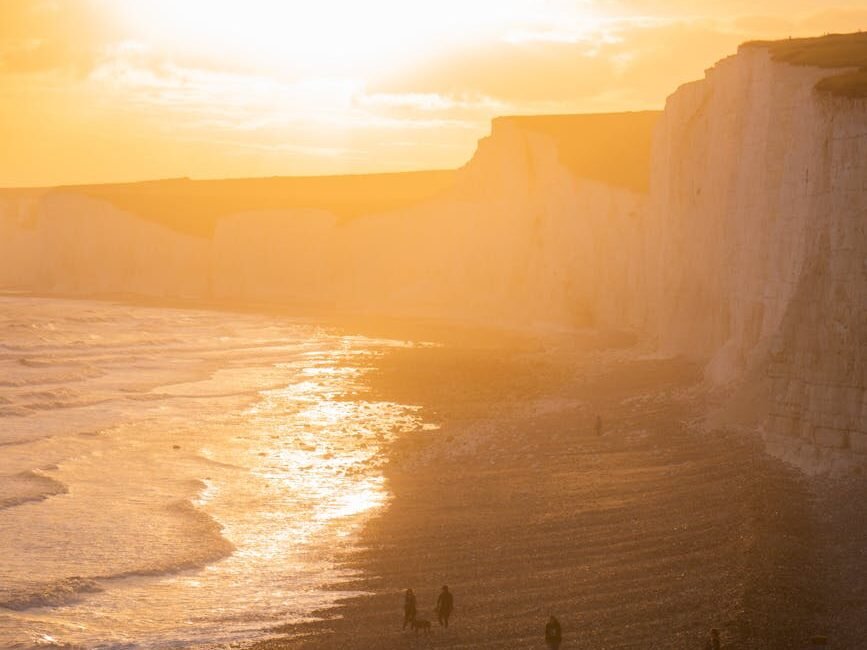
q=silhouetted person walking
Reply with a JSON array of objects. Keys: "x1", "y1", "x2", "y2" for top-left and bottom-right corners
[
  {"x1": 545, "y1": 615, "x2": 562, "y2": 649},
  {"x1": 402, "y1": 588, "x2": 417, "y2": 630},
  {"x1": 595, "y1": 414, "x2": 603, "y2": 436},
  {"x1": 703, "y1": 628, "x2": 721, "y2": 650},
  {"x1": 435, "y1": 585, "x2": 453, "y2": 628}
]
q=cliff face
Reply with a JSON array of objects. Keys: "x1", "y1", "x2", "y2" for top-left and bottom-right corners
[
  {"x1": 0, "y1": 113, "x2": 657, "y2": 331},
  {"x1": 0, "y1": 193, "x2": 211, "y2": 297},
  {"x1": 648, "y1": 46, "x2": 867, "y2": 473},
  {"x1": 211, "y1": 114, "x2": 654, "y2": 328}
]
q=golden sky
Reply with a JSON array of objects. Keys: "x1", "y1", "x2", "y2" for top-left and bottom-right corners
[{"x1": 2, "y1": 0, "x2": 866, "y2": 186}]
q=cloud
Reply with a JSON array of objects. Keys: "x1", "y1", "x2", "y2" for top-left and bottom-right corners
[
  {"x1": 732, "y1": 15, "x2": 796, "y2": 36},
  {"x1": 86, "y1": 49, "x2": 485, "y2": 139},
  {"x1": 3, "y1": 0, "x2": 867, "y2": 182},
  {"x1": 801, "y1": 7, "x2": 867, "y2": 35},
  {"x1": 369, "y1": 5, "x2": 867, "y2": 113},
  {"x1": 369, "y1": 17, "x2": 743, "y2": 110},
  {"x1": 91, "y1": 56, "x2": 348, "y2": 122},
  {"x1": 0, "y1": 37, "x2": 96, "y2": 75},
  {"x1": 0, "y1": 0, "x2": 111, "y2": 75},
  {"x1": 371, "y1": 40, "x2": 620, "y2": 104},
  {"x1": 355, "y1": 92, "x2": 511, "y2": 123},
  {"x1": 611, "y1": 0, "x2": 814, "y2": 15}
]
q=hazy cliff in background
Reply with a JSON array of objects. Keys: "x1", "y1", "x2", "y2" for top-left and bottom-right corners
[
  {"x1": 1, "y1": 34, "x2": 865, "y2": 473},
  {"x1": 0, "y1": 112, "x2": 658, "y2": 330}
]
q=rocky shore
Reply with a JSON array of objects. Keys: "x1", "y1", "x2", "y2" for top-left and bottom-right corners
[{"x1": 248, "y1": 330, "x2": 848, "y2": 649}]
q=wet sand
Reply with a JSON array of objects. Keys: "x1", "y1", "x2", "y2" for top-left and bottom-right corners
[{"x1": 249, "y1": 332, "x2": 845, "y2": 649}]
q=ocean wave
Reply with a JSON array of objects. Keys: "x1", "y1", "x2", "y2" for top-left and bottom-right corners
[
  {"x1": 1, "y1": 640, "x2": 86, "y2": 650},
  {"x1": 1, "y1": 337, "x2": 190, "y2": 353},
  {"x1": 17, "y1": 357, "x2": 66, "y2": 368},
  {"x1": 0, "y1": 403, "x2": 104, "y2": 417},
  {"x1": 157, "y1": 499, "x2": 237, "y2": 570},
  {"x1": 61, "y1": 314, "x2": 121, "y2": 324},
  {"x1": 0, "y1": 387, "x2": 107, "y2": 415},
  {"x1": 0, "y1": 499, "x2": 235, "y2": 612},
  {"x1": 8, "y1": 639, "x2": 87, "y2": 650},
  {"x1": 0, "y1": 577, "x2": 103, "y2": 611},
  {"x1": 190, "y1": 453, "x2": 244, "y2": 471},
  {"x1": 0, "y1": 365, "x2": 103, "y2": 388},
  {"x1": 0, "y1": 406, "x2": 40, "y2": 418},
  {"x1": 18, "y1": 387, "x2": 81, "y2": 402},
  {"x1": 0, "y1": 471, "x2": 68, "y2": 511}
]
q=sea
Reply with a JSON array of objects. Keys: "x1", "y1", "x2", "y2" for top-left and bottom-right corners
[{"x1": 0, "y1": 295, "x2": 431, "y2": 649}]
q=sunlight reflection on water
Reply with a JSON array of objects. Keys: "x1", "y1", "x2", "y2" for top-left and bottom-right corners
[
  {"x1": 0, "y1": 298, "x2": 432, "y2": 649},
  {"x1": 165, "y1": 351, "x2": 425, "y2": 647}
]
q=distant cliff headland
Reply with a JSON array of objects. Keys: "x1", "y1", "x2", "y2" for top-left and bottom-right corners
[{"x1": 1, "y1": 33, "x2": 865, "y2": 474}]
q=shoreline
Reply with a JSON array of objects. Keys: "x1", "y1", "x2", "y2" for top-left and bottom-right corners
[
  {"x1": 249, "y1": 339, "x2": 829, "y2": 649},
  {"x1": 0, "y1": 290, "x2": 639, "y2": 352}
]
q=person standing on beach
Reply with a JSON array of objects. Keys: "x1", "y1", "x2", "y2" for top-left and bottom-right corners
[
  {"x1": 595, "y1": 414, "x2": 603, "y2": 437},
  {"x1": 545, "y1": 615, "x2": 562, "y2": 649},
  {"x1": 435, "y1": 585, "x2": 453, "y2": 628},
  {"x1": 402, "y1": 588, "x2": 417, "y2": 630}
]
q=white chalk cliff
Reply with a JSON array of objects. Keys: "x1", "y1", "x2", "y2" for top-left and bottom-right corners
[
  {"x1": 644, "y1": 45, "x2": 867, "y2": 474},
  {"x1": 0, "y1": 42, "x2": 864, "y2": 473},
  {"x1": 0, "y1": 114, "x2": 654, "y2": 331}
]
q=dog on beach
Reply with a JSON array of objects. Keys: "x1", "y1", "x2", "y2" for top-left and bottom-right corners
[{"x1": 411, "y1": 618, "x2": 432, "y2": 635}]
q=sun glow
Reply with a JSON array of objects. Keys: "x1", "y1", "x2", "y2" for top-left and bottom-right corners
[
  {"x1": 4, "y1": 0, "x2": 864, "y2": 185},
  {"x1": 112, "y1": 0, "x2": 492, "y2": 79},
  {"x1": 109, "y1": 0, "x2": 609, "y2": 81}
]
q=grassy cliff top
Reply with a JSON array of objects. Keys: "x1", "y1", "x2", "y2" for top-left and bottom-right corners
[
  {"x1": 0, "y1": 170, "x2": 458, "y2": 238},
  {"x1": 492, "y1": 111, "x2": 662, "y2": 194},
  {"x1": 743, "y1": 31, "x2": 867, "y2": 98}
]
